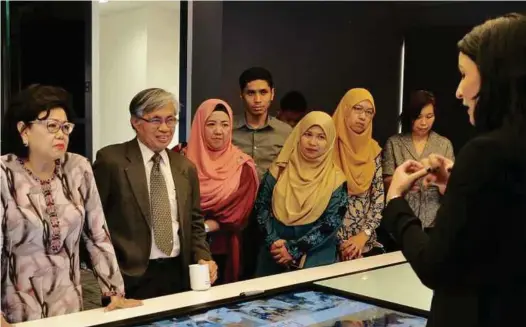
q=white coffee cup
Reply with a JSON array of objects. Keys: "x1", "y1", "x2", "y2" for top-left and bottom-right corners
[{"x1": 189, "y1": 264, "x2": 211, "y2": 291}]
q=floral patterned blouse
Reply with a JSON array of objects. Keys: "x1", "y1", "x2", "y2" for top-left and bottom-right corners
[
  {"x1": 255, "y1": 172, "x2": 348, "y2": 261},
  {"x1": 337, "y1": 154, "x2": 385, "y2": 254},
  {"x1": 1, "y1": 153, "x2": 125, "y2": 323}
]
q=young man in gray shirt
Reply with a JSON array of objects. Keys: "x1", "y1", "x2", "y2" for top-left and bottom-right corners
[
  {"x1": 233, "y1": 67, "x2": 292, "y2": 279},
  {"x1": 232, "y1": 67, "x2": 292, "y2": 180}
]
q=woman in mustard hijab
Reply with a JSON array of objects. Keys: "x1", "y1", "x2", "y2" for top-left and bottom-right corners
[
  {"x1": 333, "y1": 88, "x2": 385, "y2": 261},
  {"x1": 254, "y1": 111, "x2": 348, "y2": 277}
]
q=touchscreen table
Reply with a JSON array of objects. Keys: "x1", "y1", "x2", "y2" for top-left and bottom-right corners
[
  {"x1": 315, "y1": 263, "x2": 432, "y2": 312},
  {"x1": 124, "y1": 288, "x2": 427, "y2": 327}
]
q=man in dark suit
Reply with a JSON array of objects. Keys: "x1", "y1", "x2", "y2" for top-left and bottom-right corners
[{"x1": 93, "y1": 88, "x2": 217, "y2": 300}]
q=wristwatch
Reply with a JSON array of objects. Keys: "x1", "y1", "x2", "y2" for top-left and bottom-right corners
[
  {"x1": 204, "y1": 223, "x2": 210, "y2": 233},
  {"x1": 364, "y1": 229, "x2": 372, "y2": 237}
]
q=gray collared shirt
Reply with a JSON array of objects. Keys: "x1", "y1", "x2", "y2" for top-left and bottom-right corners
[{"x1": 232, "y1": 115, "x2": 292, "y2": 179}]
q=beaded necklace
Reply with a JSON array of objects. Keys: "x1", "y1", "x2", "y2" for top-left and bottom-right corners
[{"x1": 18, "y1": 158, "x2": 62, "y2": 254}]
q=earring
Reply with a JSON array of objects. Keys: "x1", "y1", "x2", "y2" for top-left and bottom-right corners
[{"x1": 23, "y1": 140, "x2": 28, "y2": 147}]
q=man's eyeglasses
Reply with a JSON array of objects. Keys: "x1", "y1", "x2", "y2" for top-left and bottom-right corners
[
  {"x1": 138, "y1": 116, "x2": 178, "y2": 127},
  {"x1": 31, "y1": 119, "x2": 75, "y2": 135}
]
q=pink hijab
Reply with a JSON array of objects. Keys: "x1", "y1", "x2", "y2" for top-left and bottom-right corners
[{"x1": 186, "y1": 99, "x2": 257, "y2": 211}]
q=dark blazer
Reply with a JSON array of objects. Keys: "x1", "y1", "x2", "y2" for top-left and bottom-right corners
[
  {"x1": 93, "y1": 139, "x2": 212, "y2": 289},
  {"x1": 381, "y1": 127, "x2": 526, "y2": 327}
]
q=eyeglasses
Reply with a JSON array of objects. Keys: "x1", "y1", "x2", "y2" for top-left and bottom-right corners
[
  {"x1": 31, "y1": 119, "x2": 75, "y2": 135},
  {"x1": 138, "y1": 116, "x2": 178, "y2": 128},
  {"x1": 351, "y1": 106, "x2": 375, "y2": 118}
]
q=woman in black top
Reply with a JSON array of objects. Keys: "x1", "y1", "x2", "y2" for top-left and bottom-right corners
[{"x1": 381, "y1": 13, "x2": 526, "y2": 327}]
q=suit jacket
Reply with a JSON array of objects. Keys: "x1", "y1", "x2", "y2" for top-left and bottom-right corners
[
  {"x1": 381, "y1": 127, "x2": 526, "y2": 327},
  {"x1": 93, "y1": 139, "x2": 212, "y2": 289}
]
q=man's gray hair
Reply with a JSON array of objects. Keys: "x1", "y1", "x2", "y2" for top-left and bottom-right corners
[{"x1": 129, "y1": 88, "x2": 179, "y2": 117}]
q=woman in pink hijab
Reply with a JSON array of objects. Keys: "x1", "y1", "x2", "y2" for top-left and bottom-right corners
[{"x1": 184, "y1": 99, "x2": 259, "y2": 284}]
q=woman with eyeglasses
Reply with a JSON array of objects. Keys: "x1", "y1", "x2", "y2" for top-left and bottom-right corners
[
  {"x1": 254, "y1": 111, "x2": 348, "y2": 277},
  {"x1": 382, "y1": 90, "x2": 454, "y2": 235},
  {"x1": 0, "y1": 85, "x2": 141, "y2": 326},
  {"x1": 332, "y1": 88, "x2": 386, "y2": 261}
]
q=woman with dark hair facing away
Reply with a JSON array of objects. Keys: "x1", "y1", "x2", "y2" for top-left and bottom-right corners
[
  {"x1": 382, "y1": 90, "x2": 454, "y2": 233},
  {"x1": 381, "y1": 14, "x2": 526, "y2": 326},
  {"x1": 0, "y1": 85, "x2": 141, "y2": 326},
  {"x1": 183, "y1": 99, "x2": 259, "y2": 284}
]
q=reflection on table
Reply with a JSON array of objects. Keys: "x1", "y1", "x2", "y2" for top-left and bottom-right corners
[
  {"x1": 316, "y1": 263, "x2": 432, "y2": 311},
  {"x1": 135, "y1": 289, "x2": 427, "y2": 327}
]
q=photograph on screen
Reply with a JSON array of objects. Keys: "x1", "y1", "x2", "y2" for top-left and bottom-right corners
[{"x1": 134, "y1": 291, "x2": 426, "y2": 327}]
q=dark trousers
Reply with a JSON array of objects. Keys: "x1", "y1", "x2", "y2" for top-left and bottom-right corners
[
  {"x1": 240, "y1": 214, "x2": 263, "y2": 280},
  {"x1": 212, "y1": 254, "x2": 227, "y2": 286},
  {"x1": 123, "y1": 257, "x2": 183, "y2": 300}
]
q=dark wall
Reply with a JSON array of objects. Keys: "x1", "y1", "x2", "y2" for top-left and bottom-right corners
[
  {"x1": 396, "y1": 2, "x2": 526, "y2": 27},
  {"x1": 1, "y1": 2, "x2": 10, "y2": 114},
  {"x1": 190, "y1": 1, "x2": 223, "y2": 112},
  {"x1": 2, "y1": 1, "x2": 91, "y2": 158},
  {"x1": 189, "y1": 1, "x2": 526, "y2": 148},
  {"x1": 399, "y1": 2, "x2": 526, "y2": 153},
  {"x1": 192, "y1": 1, "x2": 404, "y2": 146},
  {"x1": 402, "y1": 26, "x2": 475, "y2": 155}
]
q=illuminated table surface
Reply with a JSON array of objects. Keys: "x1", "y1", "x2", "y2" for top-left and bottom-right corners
[{"x1": 15, "y1": 251, "x2": 432, "y2": 327}]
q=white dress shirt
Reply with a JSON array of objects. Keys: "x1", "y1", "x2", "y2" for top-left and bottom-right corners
[{"x1": 137, "y1": 139, "x2": 181, "y2": 259}]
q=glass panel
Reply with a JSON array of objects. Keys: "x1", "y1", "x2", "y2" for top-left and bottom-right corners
[{"x1": 315, "y1": 263, "x2": 433, "y2": 312}]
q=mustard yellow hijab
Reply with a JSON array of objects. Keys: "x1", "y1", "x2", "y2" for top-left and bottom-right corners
[
  {"x1": 269, "y1": 111, "x2": 346, "y2": 226},
  {"x1": 333, "y1": 88, "x2": 382, "y2": 195}
]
